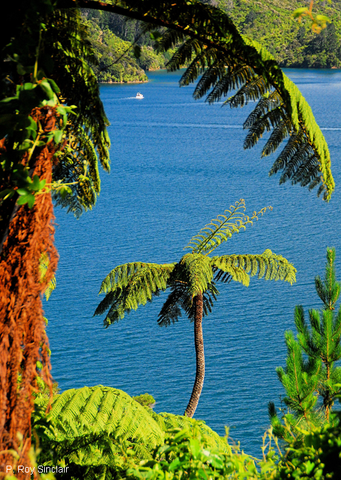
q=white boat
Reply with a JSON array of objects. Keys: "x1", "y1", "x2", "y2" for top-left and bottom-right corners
[{"x1": 135, "y1": 92, "x2": 144, "y2": 99}]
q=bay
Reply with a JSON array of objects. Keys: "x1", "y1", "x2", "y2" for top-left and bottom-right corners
[{"x1": 44, "y1": 69, "x2": 341, "y2": 456}]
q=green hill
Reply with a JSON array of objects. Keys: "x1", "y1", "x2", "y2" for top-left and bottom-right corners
[
  {"x1": 83, "y1": 1, "x2": 341, "y2": 83},
  {"x1": 218, "y1": 0, "x2": 341, "y2": 68}
]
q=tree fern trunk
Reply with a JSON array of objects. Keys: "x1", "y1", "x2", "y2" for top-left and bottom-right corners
[{"x1": 184, "y1": 293, "x2": 205, "y2": 418}]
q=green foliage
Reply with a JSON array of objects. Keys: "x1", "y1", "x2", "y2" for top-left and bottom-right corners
[
  {"x1": 216, "y1": 0, "x2": 341, "y2": 68},
  {"x1": 163, "y1": 27, "x2": 332, "y2": 199},
  {"x1": 80, "y1": 0, "x2": 334, "y2": 200},
  {"x1": 95, "y1": 200, "x2": 296, "y2": 326},
  {"x1": 128, "y1": 424, "x2": 280, "y2": 480},
  {"x1": 32, "y1": 383, "x2": 341, "y2": 479},
  {"x1": 35, "y1": 386, "x2": 165, "y2": 478},
  {"x1": 270, "y1": 248, "x2": 341, "y2": 441},
  {"x1": 84, "y1": 20, "x2": 148, "y2": 83},
  {"x1": 0, "y1": 4, "x2": 111, "y2": 224},
  {"x1": 133, "y1": 393, "x2": 156, "y2": 408},
  {"x1": 45, "y1": 8, "x2": 111, "y2": 216},
  {"x1": 33, "y1": 386, "x2": 237, "y2": 479},
  {"x1": 0, "y1": 78, "x2": 73, "y2": 209},
  {"x1": 273, "y1": 414, "x2": 341, "y2": 479}
]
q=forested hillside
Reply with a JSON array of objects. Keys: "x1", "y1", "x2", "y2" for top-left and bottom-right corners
[
  {"x1": 218, "y1": 0, "x2": 341, "y2": 68},
  {"x1": 84, "y1": 0, "x2": 341, "y2": 82}
]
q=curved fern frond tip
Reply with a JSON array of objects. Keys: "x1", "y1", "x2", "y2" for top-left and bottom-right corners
[{"x1": 185, "y1": 200, "x2": 272, "y2": 255}]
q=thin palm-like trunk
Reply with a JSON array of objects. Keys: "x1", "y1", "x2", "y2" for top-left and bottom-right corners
[{"x1": 184, "y1": 293, "x2": 205, "y2": 417}]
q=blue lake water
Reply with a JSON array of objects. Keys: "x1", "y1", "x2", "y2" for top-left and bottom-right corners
[{"x1": 44, "y1": 69, "x2": 341, "y2": 456}]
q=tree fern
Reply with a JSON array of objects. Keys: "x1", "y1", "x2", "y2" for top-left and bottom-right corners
[
  {"x1": 46, "y1": 8, "x2": 110, "y2": 215},
  {"x1": 95, "y1": 200, "x2": 295, "y2": 416},
  {"x1": 36, "y1": 386, "x2": 165, "y2": 476},
  {"x1": 35, "y1": 385, "x2": 230, "y2": 476}
]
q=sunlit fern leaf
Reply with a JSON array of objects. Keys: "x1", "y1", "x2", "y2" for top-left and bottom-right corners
[
  {"x1": 212, "y1": 260, "x2": 250, "y2": 286},
  {"x1": 99, "y1": 262, "x2": 175, "y2": 295},
  {"x1": 212, "y1": 250, "x2": 296, "y2": 286},
  {"x1": 113, "y1": 0, "x2": 334, "y2": 199},
  {"x1": 38, "y1": 386, "x2": 164, "y2": 469},
  {"x1": 185, "y1": 199, "x2": 270, "y2": 255},
  {"x1": 180, "y1": 253, "x2": 214, "y2": 298},
  {"x1": 156, "y1": 412, "x2": 229, "y2": 452}
]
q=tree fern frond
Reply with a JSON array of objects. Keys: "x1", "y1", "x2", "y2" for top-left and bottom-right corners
[
  {"x1": 212, "y1": 262, "x2": 250, "y2": 286},
  {"x1": 269, "y1": 130, "x2": 306, "y2": 177},
  {"x1": 158, "y1": 283, "x2": 188, "y2": 327},
  {"x1": 212, "y1": 250, "x2": 296, "y2": 286},
  {"x1": 99, "y1": 0, "x2": 334, "y2": 200},
  {"x1": 39, "y1": 386, "x2": 164, "y2": 469},
  {"x1": 202, "y1": 282, "x2": 219, "y2": 317},
  {"x1": 154, "y1": 28, "x2": 187, "y2": 55},
  {"x1": 243, "y1": 90, "x2": 282, "y2": 128},
  {"x1": 205, "y1": 65, "x2": 254, "y2": 105},
  {"x1": 226, "y1": 75, "x2": 269, "y2": 108},
  {"x1": 94, "y1": 263, "x2": 176, "y2": 326},
  {"x1": 279, "y1": 144, "x2": 314, "y2": 185},
  {"x1": 166, "y1": 38, "x2": 200, "y2": 73},
  {"x1": 179, "y1": 47, "x2": 213, "y2": 87},
  {"x1": 99, "y1": 262, "x2": 175, "y2": 295},
  {"x1": 192, "y1": 58, "x2": 226, "y2": 100},
  {"x1": 185, "y1": 199, "x2": 271, "y2": 255},
  {"x1": 262, "y1": 118, "x2": 292, "y2": 158},
  {"x1": 243, "y1": 106, "x2": 287, "y2": 150}
]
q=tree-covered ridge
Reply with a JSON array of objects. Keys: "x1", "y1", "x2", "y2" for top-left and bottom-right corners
[
  {"x1": 216, "y1": 0, "x2": 341, "y2": 68},
  {"x1": 82, "y1": 11, "x2": 148, "y2": 83},
  {"x1": 88, "y1": 0, "x2": 341, "y2": 73}
]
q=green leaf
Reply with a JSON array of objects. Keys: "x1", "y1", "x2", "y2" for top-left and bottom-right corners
[
  {"x1": 53, "y1": 129, "x2": 63, "y2": 144},
  {"x1": 189, "y1": 438, "x2": 201, "y2": 458},
  {"x1": 292, "y1": 7, "x2": 309, "y2": 18},
  {"x1": 17, "y1": 193, "x2": 35, "y2": 208},
  {"x1": 17, "y1": 188, "x2": 29, "y2": 196}
]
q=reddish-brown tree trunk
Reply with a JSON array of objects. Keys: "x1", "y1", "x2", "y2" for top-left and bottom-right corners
[
  {"x1": 0, "y1": 106, "x2": 59, "y2": 477},
  {"x1": 184, "y1": 293, "x2": 205, "y2": 418}
]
